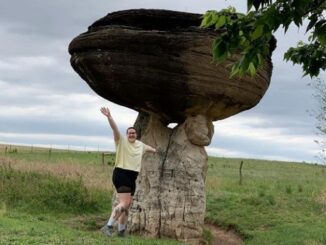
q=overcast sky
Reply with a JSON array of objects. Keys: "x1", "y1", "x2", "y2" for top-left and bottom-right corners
[{"x1": 1, "y1": 0, "x2": 325, "y2": 163}]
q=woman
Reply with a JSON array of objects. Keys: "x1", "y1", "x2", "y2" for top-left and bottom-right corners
[{"x1": 100, "y1": 107, "x2": 156, "y2": 237}]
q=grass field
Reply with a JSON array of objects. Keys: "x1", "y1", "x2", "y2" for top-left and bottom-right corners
[{"x1": 1, "y1": 144, "x2": 326, "y2": 244}]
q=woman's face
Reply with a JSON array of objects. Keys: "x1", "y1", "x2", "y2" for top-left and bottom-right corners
[{"x1": 127, "y1": 129, "x2": 137, "y2": 143}]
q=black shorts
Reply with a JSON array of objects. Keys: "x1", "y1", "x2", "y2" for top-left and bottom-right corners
[{"x1": 112, "y1": 167, "x2": 139, "y2": 196}]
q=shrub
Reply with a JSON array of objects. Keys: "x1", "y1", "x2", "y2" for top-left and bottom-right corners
[
  {"x1": 298, "y1": 184, "x2": 303, "y2": 193},
  {"x1": 285, "y1": 185, "x2": 293, "y2": 194},
  {"x1": 202, "y1": 228, "x2": 213, "y2": 244},
  {"x1": 0, "y1": 166, "x2": 109, "y2": 214},
  {"x1": 8, "y1": 149, "x2": 18, "y2": 154},
  {"x1": 266, "y1": 194, "x2": 276, "y2": 205}
]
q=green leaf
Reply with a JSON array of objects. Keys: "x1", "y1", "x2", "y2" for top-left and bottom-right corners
[
  {"x1": 248, "y1": 62, "x2": 257, "y2": 76},
  {"x1": 251, "y1": 25, "x2": 264, "y2": 41},
  {"x1": 317, "y1": 34, "x2": 326, "y2": 46},
  {"x1": 314, "y1": 20, "x2": 326, "y2": 33},
  {"x1": 283, "y1": 19, "x2": 292, "y2": 33},
  {"x1": 200, "y1": 12, "x2": 217, "y2": 28},
  {"x1": 230, "y1": 63, "x2": 240, "y2": 78},
  {"x1": 293, "y1": 15, "x2": 303, "y2": 27},
  {"x1": 257, "y1": 53, "x2": 263, "y2": 65},
  {"x1": 200, "y1": 15, "x2": 209, "y2": 27},
  {"x1": 284, "y1": 50, "x2": 292, "y2": 61},
  {"x1": 247, "y1": 0, "x2": 254, "y2": 11},
  {"x1": 239, "y1": 56, "x2": 250, "y2": 71},
  {"x1": 213, "y1": 39, "x2": 228, "y2": 62},
  {"x1": 226, "y1": 6, "x2": 236, "y2": 14},
  {"x1": 315, "y1": 22, "x2": 326, "y2": 46},
  {"x1": 253, "y1": 0, "x2": 262, "y2": 11},
  {"x1": 306, "y1": 15, "x2": 318, "y2": 33},
  {"x1": 215, "y1": 15, "x2": 226, "y2": 29}
]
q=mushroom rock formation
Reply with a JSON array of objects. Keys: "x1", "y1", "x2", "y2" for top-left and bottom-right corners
[{"x1": 69, "y1": 9, "x2": 275, "y2": 243}]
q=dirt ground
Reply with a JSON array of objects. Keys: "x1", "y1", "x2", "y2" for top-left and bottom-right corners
[{"x1": 204, "y1": 224, "x2": 243, "y2": 245}]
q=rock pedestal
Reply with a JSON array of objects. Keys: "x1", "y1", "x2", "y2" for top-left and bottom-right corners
[{"x1": 128, "y1": 113, "x2": 212, "y2": 243}]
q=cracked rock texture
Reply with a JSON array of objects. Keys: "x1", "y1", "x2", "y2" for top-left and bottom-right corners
[{"x1": 129, "y1": 114, "x2": 211, "y2": 243}]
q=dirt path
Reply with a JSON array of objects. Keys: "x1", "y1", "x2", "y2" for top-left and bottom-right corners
[{"x1": 204, "y1": 224, "x2": 243, "y2": 245}]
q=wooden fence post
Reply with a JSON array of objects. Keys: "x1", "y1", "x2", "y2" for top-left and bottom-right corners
[{"x1": 239, "y1": 160, "x2": 244, "y2": 185}]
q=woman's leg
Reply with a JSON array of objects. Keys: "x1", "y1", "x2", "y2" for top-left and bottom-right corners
[
  {"x1": 118, "y1": 196, "x2": 132, "y2": 231},
  {"x1": 107, "y1": 192, "x2": 131, "y2": 223},
  {"x1": 103, "y1": 168, "x2": 137, "y2": 236},
  {"x1": 114, "y1": 192, "x2": 132, "y2": 219},
  {"x1": 103, "y1": 192, "x2": 131, "y2": 236},
  {"x1": 114, "y1": 193, "x2": 132, "y2": 236},
  {"x1": 117, "y1": 172, "x2": 137, "y2": 234}
]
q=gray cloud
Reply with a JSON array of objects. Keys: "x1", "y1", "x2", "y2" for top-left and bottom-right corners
[{"x1": 0, "y1": 0, "x2": 324, "y2": 162}]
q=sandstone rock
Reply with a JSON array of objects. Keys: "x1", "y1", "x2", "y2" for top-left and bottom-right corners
[
  {"x1": 185, "y1": 114, "x2": 214, "y2": 146},
  {"x1": 129, "y1": 113, "x2": 210, "y2": 243},
  {"x1": 69, "y1": 9, "x2": 275, "y2": 124}
]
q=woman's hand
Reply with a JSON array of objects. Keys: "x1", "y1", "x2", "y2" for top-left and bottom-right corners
[
  {"x1": 100, "y1": 107, "x2": 111, "y2": 118},
  {"x1": 100, "y1": 107, "x2": 120, "y2": 143}
]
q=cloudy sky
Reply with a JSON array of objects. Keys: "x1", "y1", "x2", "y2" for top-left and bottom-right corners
[{"x1": 1, "y1": 0, "x2": 325, "y2": 163}]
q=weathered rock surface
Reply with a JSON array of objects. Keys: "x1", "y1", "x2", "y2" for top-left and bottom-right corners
[
  {"x1": 68, "y1": 9, "x2": 275, "y2": 244},
  {"x1": 129, "y1": 113, "x2": 211, "y2": 244},
  {"x1": 69, "y1": 9, "x2": 275, "y2": 124}
]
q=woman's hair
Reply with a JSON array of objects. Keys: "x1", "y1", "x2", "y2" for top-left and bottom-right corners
[{"x1": 126, "y1": 127, "x2": 137, "y2": 134}]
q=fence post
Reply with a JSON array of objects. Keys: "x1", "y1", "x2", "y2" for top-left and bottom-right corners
[{"x1": 239, "y1": 160, "x2": 244, "y2": 185}]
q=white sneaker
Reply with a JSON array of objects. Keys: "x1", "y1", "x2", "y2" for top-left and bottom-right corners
[{"x1": 101, "y1": 225, "x2": 113, "y2": 237}]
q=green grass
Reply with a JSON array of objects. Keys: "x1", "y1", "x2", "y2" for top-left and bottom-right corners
[
  {"x1": 205, "y1": 158, "x2": 326, "y2": 244},
  {"x1": 0, "y1": 211, "x2": 181, "y2": 244},
  {"x1": 0, "y1": 150, "x2": 182, "y2": 245},
  {"x1": 3, "y1": 146, "x2": 115, "y2": 166},
  {"x1": 1, "y1": 145, "x2": 326, "y2": 244},
  {"x1": 0, "y1": 166, "x2": 110, "y2": 214}
]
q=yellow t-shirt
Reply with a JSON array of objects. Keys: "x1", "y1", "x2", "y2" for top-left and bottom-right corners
[{"x1": 114, "y1": 136, "x2": 151, "y2": 172}]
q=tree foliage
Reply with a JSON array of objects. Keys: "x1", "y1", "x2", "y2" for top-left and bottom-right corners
[
  {"x1": 201, "y1": 0, "x2": 326, "y2": 78},
  {"x1": 311, "y1": 78, "x2": 326, "y2": 163}
]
